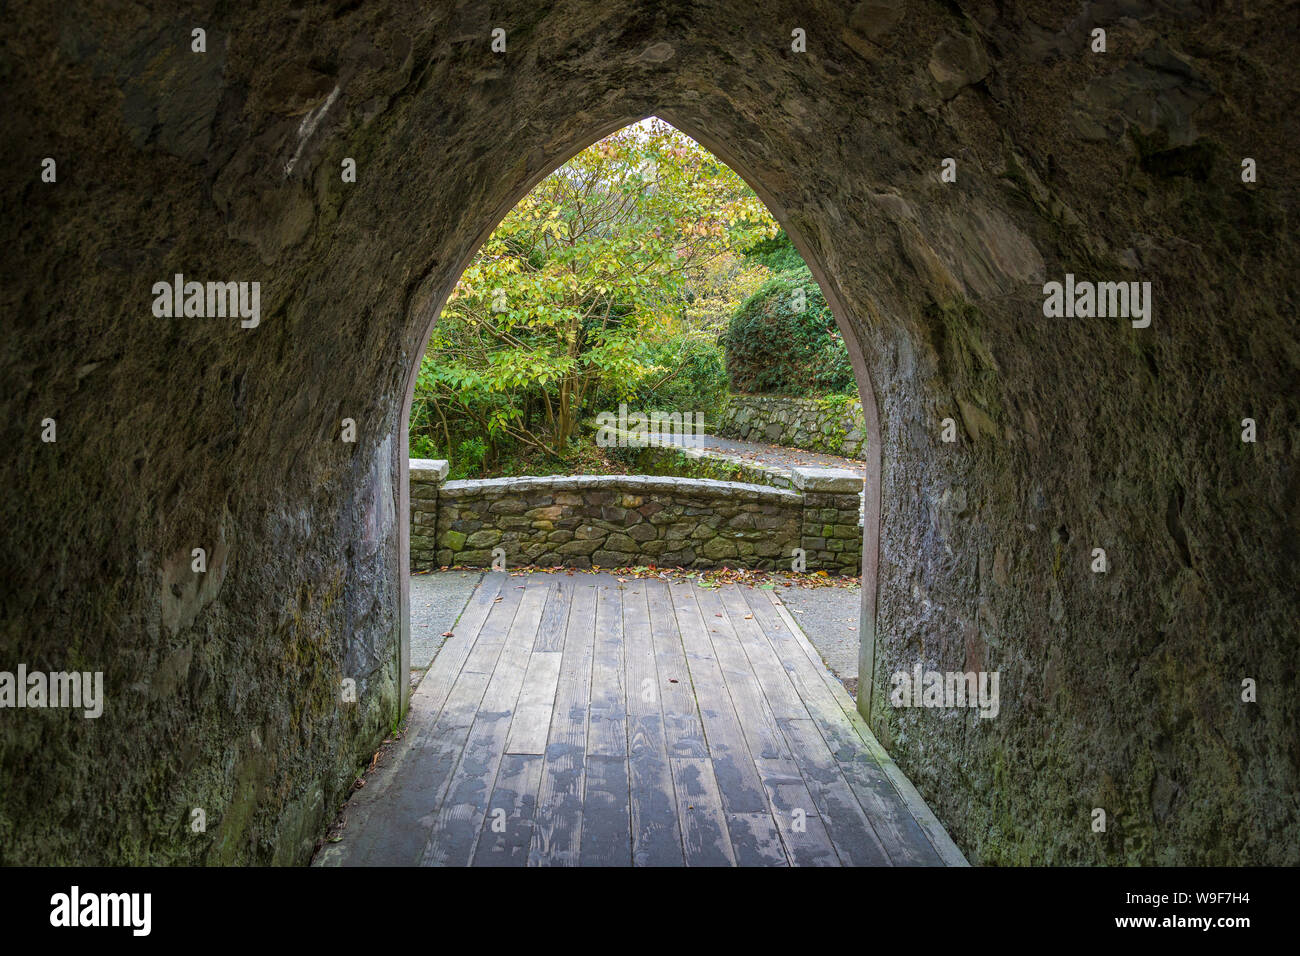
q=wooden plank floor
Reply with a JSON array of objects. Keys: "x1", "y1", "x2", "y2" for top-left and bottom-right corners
[{"x1": 314, "y1": 571, "x2": 966, "y2": 867}]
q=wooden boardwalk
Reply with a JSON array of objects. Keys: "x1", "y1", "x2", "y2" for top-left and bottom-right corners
[{"x1": 314, "y1": 572, "x2": 966, "y2": 867}]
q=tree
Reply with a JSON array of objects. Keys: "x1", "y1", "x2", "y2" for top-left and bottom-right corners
[{"x1": 413, "y1": 118, "x2": 778, "y2": 464}]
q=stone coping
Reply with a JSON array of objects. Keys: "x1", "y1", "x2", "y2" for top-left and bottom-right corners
[
  {"x1": 410, "y1": 458, "x2": 449, "y2": 479},
  {"x1": 435, "y1": 471, "x2": 802, "y2": 503},
  {"x1": 408, "y1": 458, "x2": 862, "y2": 496},
  {"x1": 587, "y1": 428, "x2": 864, "y2": 493},
  {"x1": 790, "y1": 466, "x2": 864, "y2": 493}
]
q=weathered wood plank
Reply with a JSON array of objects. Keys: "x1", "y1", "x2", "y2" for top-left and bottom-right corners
[
  {"x1": 330, "y1": 571, "x2": 964, "y2": 868},
  {"x1": 666, "y1": 580, "x2": 769, "y2": 817},
  {"x1": 692, "y1": 584, "x2": 790, "y2": 763},
  {"x1": 777, "y1": 717, "x2": 891, "y2": 866},
  {"x1": 627, "y1": 714, "x2": 684, "y2": 866},
  {"x1": 646, "y1": 578, "x2": 708, "y2": 758},
  {"x1": 716, "y1": 585, "x2": 808, "y2": 721},
  {"x1": 420, "y1": 585, "x2": 548, "y2": 865},
  {"x1": 472, "y1": 754, "x2": 544, "y2": 867},
  {"x1": 766, "y1": 593, "x2": 966, "y2": 865},
  {"x1": 453, "y1": 583, "x2": 524, "y2": 676},
  {"x1": 580, "y1": 753, "x2": 632, "y2": 866},
  {"x1": 527, "y1": 579, "x2": 597, "y2": 866},
  {"x1": 671, "y1": 757, "x2": 736, "y2": 867},
  {"x1": 411, "y1": 572, "x2": 509, "y2": 723},
  {"x1": 533, "y1": 573, "x2": 572, "y2": 652},
  {"x1": 421, "y1": 583, "x2": 524, "y2": 732},
  {"x1": 623, "y1": 583, "x2": 660, "y2": 722},
  {"x1": 587, "y1": 579, "x2": 627, "y2": 758},
  {"x1": 349, "y1": 583, "x2": 523, "y2": 866},
  {"x1": 623, "y1": 583, "x2": 684, "y2": 866},
  {"x1": 725, "y1": 811, "x2": 790, "y2": 867},
  {"x1": 753, "y1": 756, "x2": 841, "y2": 867},
  {"x1": 754, "y1": 591, "x2": 951, "y2": 865},
  {"x1": 504, "y1": 650, "x2": 563, "y2": 755},
  {"x1": 326, "y1": 574, "x2": 507, "y2": 865}
]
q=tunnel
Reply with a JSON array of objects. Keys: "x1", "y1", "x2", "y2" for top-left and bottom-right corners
[{"x1": 1, "y1": 0, "x2": 1296, "y2": 867}]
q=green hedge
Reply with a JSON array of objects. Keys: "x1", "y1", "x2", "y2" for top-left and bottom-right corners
[{"x1": 723, "y1": 265, "x2": 854, "y2": 396}]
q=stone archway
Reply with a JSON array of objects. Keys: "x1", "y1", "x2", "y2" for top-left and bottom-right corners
[
  {"x1": 3, "y1": 1, "x2": 1295, "y2": 866},
  {"x1": 395, "y1": 111, "x2": 887, "y2": 726}
]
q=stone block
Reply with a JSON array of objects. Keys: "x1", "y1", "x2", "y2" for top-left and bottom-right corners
[
  {"x1": 700, "y1": 537, "x2": 738, "y2": 561},
  {"x1": 558, "y1": 539, "x2": 603, "y2": 556},
  {"x1": 791, "y1": 466, "x2": 864, "y2": 493},
  {"x1": 465, "y1": 529, "x2": 502, "y2": 548},
  {"x1": 410, "y1": 458, "x2": 450, "y2": 481}
]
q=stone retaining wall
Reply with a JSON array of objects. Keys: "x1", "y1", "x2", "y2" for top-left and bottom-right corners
[
  {"x1": 717, "y1": 394, "x2": 867, "y2": 459},
  {"x1": 409, "y1": 458, "x2": 449, "y2": 570},
  {"x1": 409, "y1": 461, "x2": 862, "y2": 574},
  {"x1": 608, "y1": 431, "x2": 865, "y2": 528},
  {"x1": 610, "y1": 438, "x2": 794, "y2": 489}
]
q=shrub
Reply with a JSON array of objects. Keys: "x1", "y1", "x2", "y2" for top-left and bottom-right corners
[
  {"x1": 723, "y1": 265, "x2": 855, "y2": 395},
  {"x1": 410, "y1": 434, "x2": 440, "y2": 460},
  {"x1": 449, "y1": 437, "x2": 488, "y2": 480},
  {"x1": 742, "y1": 233, "x2": 805, "y2": 274},
  {"x1": 630, "y1": 330, "x2": 729, "y2": 415}
]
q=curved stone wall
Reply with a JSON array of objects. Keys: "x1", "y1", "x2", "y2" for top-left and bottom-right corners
[
  {"x1": 607, "y1": 432, "x2": 866, "y2": 527},
  {"x1": 717, "y1": 395, "x2": 868, "y2": 459},
  {"x1": 410, "y1": 464, "x2": 863, "y2": 575}
]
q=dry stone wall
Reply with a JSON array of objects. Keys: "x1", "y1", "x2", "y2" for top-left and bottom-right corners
[
  {"x1": 609, "y1": 433, "x2": 866, "y2": 528},
  {"x1": 409, "y1": 462, "x2": 862, "y2": 575},
  {"x1": 408, "y1": 458, "x2": 448, "y2": 570},
  {"x1": 717, "y1": 395, "x2": 868, "y2": 459}
]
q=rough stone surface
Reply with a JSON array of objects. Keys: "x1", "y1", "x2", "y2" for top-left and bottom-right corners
[
  {"x1": 2, "y1": 0, "x2": 1296, "y2": 866},
  {"x1": 408, "y1": 459, "x2": 446, "y2": 568},
  {"x1": 718, "y1": 394, "x2": 869, "y2": 459},
  {"x1": 408, "y1": 470, "x2": 859, "y2": 574},
  {"x1": 791, "y1": 466, "x2": 863, "y2": 493},
  {"x1": 610, "y1": 429, "x2": 867, "y2": 526}
]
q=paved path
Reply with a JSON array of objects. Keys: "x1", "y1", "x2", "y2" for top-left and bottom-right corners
[
  {"x1": 316, "y1": 572, "x2": 964, "y2": 867},
  {"x1": 658, "y1": 432, "x2": 866, "y2": 476},
  {"x1": 410, "y1": 570, "x2": 482, "y2": 672},
  {"x1": 654, "y1": 432, "x2": 866, "y2": 531},
  {"x1": 774, "y1": 584, "x2": 862, "y2": 684}
]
